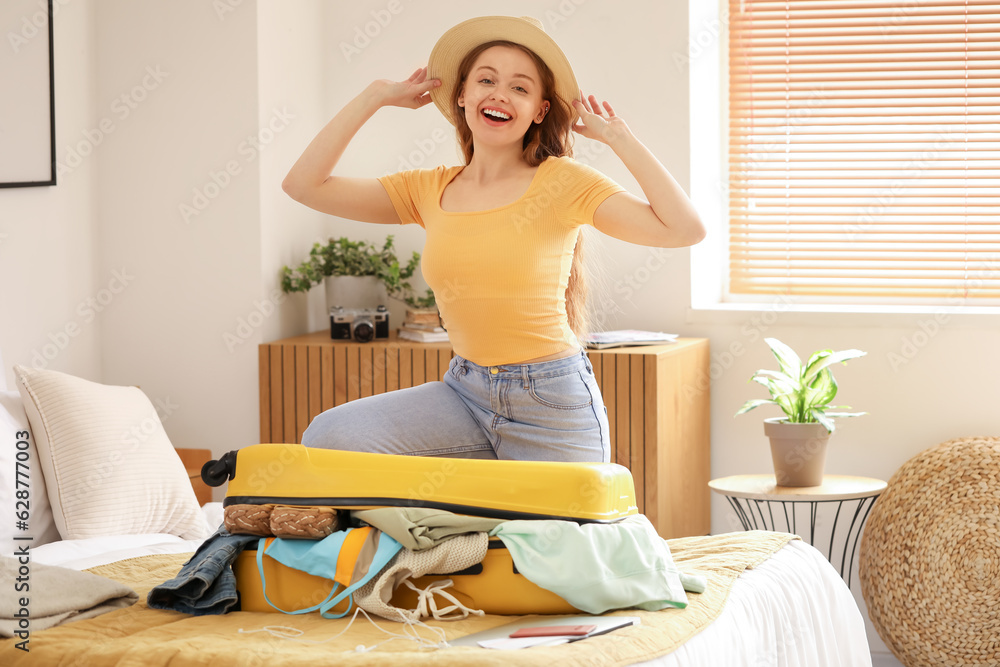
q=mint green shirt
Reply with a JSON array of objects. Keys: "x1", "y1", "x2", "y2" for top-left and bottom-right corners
[{"x1": 490, "y1": 514, "x2": 704, "y2": 615}]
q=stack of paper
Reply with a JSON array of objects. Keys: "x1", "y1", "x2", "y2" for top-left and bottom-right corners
[{"x1": 582, "y1": 330, "x2": 678, "y2": 350}]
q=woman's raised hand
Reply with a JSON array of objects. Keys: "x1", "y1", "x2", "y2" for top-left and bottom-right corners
[
  {"x1": 572, "y1": 92, "x2": 632, "y2": 145},
  {"x1": 375, "y1": 67, "x2": 441, "y2": 110}
]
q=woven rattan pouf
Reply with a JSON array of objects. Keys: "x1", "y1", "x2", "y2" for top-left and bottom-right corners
[{"x1": 860, "y1": 435, "x2": 1000, "y2": 666}]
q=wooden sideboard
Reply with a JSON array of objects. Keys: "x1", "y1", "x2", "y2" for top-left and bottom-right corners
[{"x1": 259, "y1": 331, "x2": 710, "y2": 538}]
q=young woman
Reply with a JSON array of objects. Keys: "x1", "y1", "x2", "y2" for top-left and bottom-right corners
[{"x1": 282, "y1": 16, "x2": 704, "y2": 463}]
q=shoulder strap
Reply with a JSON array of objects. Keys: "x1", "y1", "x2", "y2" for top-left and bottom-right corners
[{"x1": 256, "y1": 537, "x2": 343, "y2": 615}]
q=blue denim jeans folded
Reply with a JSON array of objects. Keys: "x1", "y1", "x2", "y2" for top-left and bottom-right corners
[{"x1": 147, "y1": 525, "x2": 257, "y2": 615}]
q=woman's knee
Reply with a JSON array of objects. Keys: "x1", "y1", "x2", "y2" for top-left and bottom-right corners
[
  {"x1": 301, "y1": 407, "x2": 354, "y2": 450},
  {"x1": 300, "y1": 382, "x2": 490, "y2": 456}
]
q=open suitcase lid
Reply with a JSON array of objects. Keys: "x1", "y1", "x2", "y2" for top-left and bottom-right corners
[{"x1": 205, "y1": 443, "x2": 638, "y2": 523}]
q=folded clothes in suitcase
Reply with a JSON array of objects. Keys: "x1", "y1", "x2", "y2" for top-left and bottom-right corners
[
  {"x1": 234, "y1": 536, "x2": 579, "y2": 616},
  {"x1": 203, "y1": 443, "x2": 638, "y2": 524},
  {"x1": 205, "y1": 443, "x2": 639, "y2": 616}
]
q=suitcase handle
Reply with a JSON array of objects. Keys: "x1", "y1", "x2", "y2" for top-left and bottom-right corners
[{"x1": 201, "y1": 450, "x2": 238, "y2": 487}]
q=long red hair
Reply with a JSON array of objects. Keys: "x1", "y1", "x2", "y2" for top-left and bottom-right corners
[{"x1": 451, "y1": 41, "x2": 591, "y2": 338}]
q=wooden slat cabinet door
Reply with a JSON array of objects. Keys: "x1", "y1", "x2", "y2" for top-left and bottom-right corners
[
  {"x1": 585, "y1": 339, "x2": 711, "y2": 539},
  {"x1": 259, "y1": 331, "x2": 454, "y2": 445},
  {"x1": 259, "y1": 332, "x2": 710, "y2": 538}
]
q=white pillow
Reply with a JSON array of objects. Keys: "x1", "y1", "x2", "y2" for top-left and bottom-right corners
[
  {"x1": 0, "y1": 391, "x2": 61, "y2": 551},
  {"x1": 13, "y1": 365, "x2": 209, "y2": 541}
]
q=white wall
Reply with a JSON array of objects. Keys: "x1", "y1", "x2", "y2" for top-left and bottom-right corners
[
  {"x1": 256, "y1": 0, "x2": 330, "y2": 341},
  {"x1": 93, "y1": 0, "x2": 263, "y2": 460},
  {"x1": 0, "y1": 1, "x2": 101, "y2": 385}
]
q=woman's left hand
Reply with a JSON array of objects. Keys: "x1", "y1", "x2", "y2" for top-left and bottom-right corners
[{"x1": 572, "y1": 92, "x2": 632, "y2": 145}]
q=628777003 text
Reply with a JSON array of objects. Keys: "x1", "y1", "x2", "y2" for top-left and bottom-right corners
[{"x1": 11, "y1": 429, "x2": 33, "y2": 652}]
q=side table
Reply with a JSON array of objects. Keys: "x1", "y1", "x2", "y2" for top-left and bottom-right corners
[{"x1": 708, "y1": 474, "x2": 886, "y2": 586}]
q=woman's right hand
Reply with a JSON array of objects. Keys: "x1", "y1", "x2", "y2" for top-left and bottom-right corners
[{"x1": 374, "y1": 67, "x2": 441, "y2": 110}]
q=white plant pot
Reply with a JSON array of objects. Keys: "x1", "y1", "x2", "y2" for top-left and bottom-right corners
[
  {"x1": 763, "y1": 418, "x2": 830, "y2": 487},
  {"x1": 324, "y1": 275, "x2": 387, "y2": 315}
]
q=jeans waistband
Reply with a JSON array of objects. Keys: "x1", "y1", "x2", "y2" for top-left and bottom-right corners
[{"x1": 454, "y1": 349, "x2": 592, "y2": 379}]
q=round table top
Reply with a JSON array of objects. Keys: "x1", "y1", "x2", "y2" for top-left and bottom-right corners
[{"x1": 709, "y1": 474, "x2": 887, "y2": 501}]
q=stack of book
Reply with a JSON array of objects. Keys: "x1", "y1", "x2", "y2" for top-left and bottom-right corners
[{"x1": 397, "y1": 308, "x2": 449, "y2": 343}]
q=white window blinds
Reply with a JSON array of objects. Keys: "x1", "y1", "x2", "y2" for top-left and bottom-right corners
[{"x1": 727, "y1": 0, "x2": 1000, "y2": 300}]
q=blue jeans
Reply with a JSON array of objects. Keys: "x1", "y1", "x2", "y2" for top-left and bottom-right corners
[
  {"x1": 301, "y1": 350, "x2": 610, "y2": 462},
  {"x1": 147, "y1": 526, "x2": 257, "y2": 615}
]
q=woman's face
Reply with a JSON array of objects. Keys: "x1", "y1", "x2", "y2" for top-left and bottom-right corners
[{"x1": 458, "y1": 45, "x2": 549, "y2": 146}]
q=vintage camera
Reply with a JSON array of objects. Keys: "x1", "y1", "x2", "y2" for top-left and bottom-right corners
[{"x1": 330, "y1": 305, "x2": 390, "y2": 342}]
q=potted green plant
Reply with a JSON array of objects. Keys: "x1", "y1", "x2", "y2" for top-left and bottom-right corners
[
  {"x1": 376, "y1": 247, "x2": 437, "y2": 311},
  {"x1": 735, "y1": 338, "x2": 866, "y2": 486},
  {"x1": 280, "y1": 235, "x2": 435, "y2": 313}
]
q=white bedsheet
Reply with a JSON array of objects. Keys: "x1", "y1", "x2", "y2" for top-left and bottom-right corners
[
  {"x1": 31, "y1": 504, "x2": 871, "y2": 667},
  {"x1": 32, "y1": 502, "x2": 224, "y2": 570},
  {"x1": 643, "y1": 539, "x2": 872, "y2": 667}
]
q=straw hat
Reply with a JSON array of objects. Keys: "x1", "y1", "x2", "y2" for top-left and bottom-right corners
[{"x1": 427, "y1": 16, "x2": 580, "y2": 126}]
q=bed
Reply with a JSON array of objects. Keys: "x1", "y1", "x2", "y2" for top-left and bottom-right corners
[{"x1": 1, "y1": 364, "x2": 873, "y2": 666}]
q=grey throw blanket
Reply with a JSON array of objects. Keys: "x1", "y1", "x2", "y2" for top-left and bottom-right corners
[{"x1": 0, "y1": 556, "x2": 137, "y2": 636}]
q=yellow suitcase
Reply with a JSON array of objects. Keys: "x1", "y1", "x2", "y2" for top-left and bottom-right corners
[
  {"x1": 234, "y1": 536, "x2": 579, "y2": 615},
  {"x1": 209, "y1": 444, "x2": 637, "y2": 616},
  {"x1": 203, "y1": 443, "x2": 638, "y2": 523}
]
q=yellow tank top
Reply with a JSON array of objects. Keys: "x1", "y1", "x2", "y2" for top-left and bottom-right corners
[{"x1": 377, "y1": 156, "x2": 624, "y2": 366}]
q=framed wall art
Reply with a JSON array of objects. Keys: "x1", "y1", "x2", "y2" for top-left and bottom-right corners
[{"x1": 0, "y1": 0, "x2": 55, "y2": 188}]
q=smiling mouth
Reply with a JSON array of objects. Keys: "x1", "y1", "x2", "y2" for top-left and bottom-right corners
[{"x1": 481, "y1": 109, "x2": 512, "y2": 122}]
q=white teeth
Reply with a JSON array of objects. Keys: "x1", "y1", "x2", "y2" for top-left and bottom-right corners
[{"x1": 482, "y1": 109, "x2": 511, "y2": 120}]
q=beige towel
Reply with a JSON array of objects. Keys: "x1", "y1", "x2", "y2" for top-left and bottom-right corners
[{"x1": 0, "y1": 556, "x2": 137, "y2": 637}]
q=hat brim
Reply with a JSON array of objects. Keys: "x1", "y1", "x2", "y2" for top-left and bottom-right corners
[{"x1": 427, "y1": 16, "x2": 580, "y2": 127}]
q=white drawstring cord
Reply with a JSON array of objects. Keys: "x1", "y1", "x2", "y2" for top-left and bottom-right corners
[
  {"x1": 404, "y1": 578, "x2": 485, "y2": 621},
  {"x1": 238, "y1": 603, "x2": 452, "y2": 652}
]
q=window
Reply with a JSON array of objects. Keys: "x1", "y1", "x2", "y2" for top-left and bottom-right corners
[{"x1": 727, "y1": 0, "x2": 1000, "y2": 303}]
